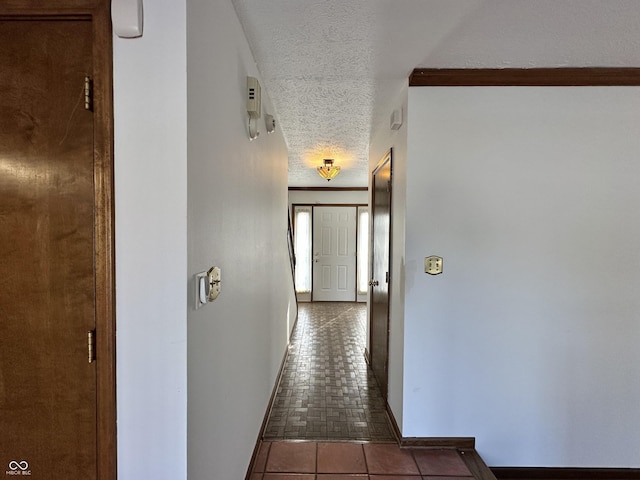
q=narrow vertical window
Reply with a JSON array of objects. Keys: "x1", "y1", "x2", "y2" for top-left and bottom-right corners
[
  {"x1": 294, "y1": 207, "x2": 312, "y2": 293},
  {"x1": 357, "y1": 207, "x2": 369, "y2": 295}
]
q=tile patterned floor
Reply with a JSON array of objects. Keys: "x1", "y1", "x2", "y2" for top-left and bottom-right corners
[
  {"x1": 264, "y1": 302, "x2": 395, "y2": 441},
  {"x1": 250, "y1": 441, "x2": 476, "y2": 479}
]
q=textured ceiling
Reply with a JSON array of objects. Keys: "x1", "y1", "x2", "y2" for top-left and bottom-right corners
[{"x1": 232, "y1": 0, "x2": 640, "y2": 187}]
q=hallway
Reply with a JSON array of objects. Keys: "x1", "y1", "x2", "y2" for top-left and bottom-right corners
[
  {"x1": 252, "y1": 302, "x2": 498, "y2": 480},
  {"x1": 263, "y1": 302, "x2": 394, "y2": 441}
]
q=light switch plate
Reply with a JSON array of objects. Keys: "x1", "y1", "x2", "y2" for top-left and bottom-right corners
[
  {"x1": 195, "y1": 266, "x2": 221, "y2": 309},
  {"x1": 206, "y1": 266, "x2": 221, "y2": 302},
  {"x1": 425, "y1": 256, "x2": 443, "y2": 275}
]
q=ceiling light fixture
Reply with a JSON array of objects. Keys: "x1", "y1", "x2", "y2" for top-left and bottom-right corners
[{"x1": 317, "y1": 158, "x2": 341, "y2": 181}]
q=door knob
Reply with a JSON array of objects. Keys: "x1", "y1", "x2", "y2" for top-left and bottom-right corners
[{"x1": 369, "y1": 280, "x2": 379, "y2": 286}]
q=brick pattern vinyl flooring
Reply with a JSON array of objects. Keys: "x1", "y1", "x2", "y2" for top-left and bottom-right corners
[{"x1": 263, "y1": 302, "x2": 395, "y2": 441}]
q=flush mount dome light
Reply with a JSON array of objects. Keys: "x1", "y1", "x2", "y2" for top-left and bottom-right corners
[{"x1": 317, "y1": 158, "x2": 341, "y2": 181}]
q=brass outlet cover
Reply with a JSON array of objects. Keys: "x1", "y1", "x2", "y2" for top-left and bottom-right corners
[{"x1": 425, "y1": 256, "x2": 443, "y2": 275}]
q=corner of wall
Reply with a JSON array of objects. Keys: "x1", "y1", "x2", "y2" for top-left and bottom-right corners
[
  {"x1": 114, "y1": 1, "x2": 188, "y2": 479},
  {"x1": 368, "y1": 85, "x2": 408, "y2": 433}
]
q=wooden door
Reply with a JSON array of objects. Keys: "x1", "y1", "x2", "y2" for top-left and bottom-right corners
[
  {"x1": 0, "y1": 18, "x2": 104, "y2": 479},
  {"x1": 369, "y1": 151, "x2": 392, "y2": 399},
  {"x1": 312, "y1": 206, "x2": 357, "y2": 301}
]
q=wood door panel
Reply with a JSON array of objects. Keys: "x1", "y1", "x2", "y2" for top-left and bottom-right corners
[
  {"x1": 370, "y1": 152, "x2": 392, "y2": 399},
  {"x1": 0, "y1": 19, "x2": 96, "y2": 479},
  {"x1": 313, "y1": 206, "x2": 357, "y2": 301}
]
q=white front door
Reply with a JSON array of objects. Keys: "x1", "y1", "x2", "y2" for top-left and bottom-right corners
[{"x1": 312, "y1": 206, "x2": 357, "y2": 301}]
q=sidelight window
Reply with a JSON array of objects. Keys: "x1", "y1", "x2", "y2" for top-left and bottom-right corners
[
  {"x1": 293, "y1": 207, "x2": 312, "y2": 293},
  {"x1": 357, "y1": 207, "x2": 369, "y2": 295}
]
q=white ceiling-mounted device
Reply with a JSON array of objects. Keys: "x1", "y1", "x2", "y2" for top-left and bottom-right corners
[
  {"x1": 265, "y1": 114, "x2": 276, "y2": 134},
  {"x1": 390, "y1": 108, "x2": 403, "y2": 130},
  {"x1": 247, "y1": 76, "x2": 261, "y2": 140},
  {"x1": 112, "y1": 0, "x2": 144, "y2": 38}
]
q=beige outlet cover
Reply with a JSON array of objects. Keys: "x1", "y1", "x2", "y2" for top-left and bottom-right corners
[{"x1": 425, "y1": 256, "x2": 443, "y2": 275}]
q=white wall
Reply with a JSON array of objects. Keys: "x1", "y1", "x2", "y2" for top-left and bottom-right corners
[
  {"x1": 368, "y1": 87, "x2": 408, "y2": 433},
  {"x1": 288, "y1": 189, "x2": 368, "y2": 209},
  {"x1": 114, "y1": 2, "x2": 294, "y2": 479},
  {"x1": 404, "y1": 87, "x2": 640, "y2": 467},
  {"x1": 113, "y1": 1, "x2": 188, "y2": 478},
  {"x1": 187, "y1": 1, "x2": 294, "y2": 480}
]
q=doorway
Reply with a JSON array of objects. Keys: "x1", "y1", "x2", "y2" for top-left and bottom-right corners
[
  {"x1": 0, "y1": 6, "x2": 115, "y2": 480},
  {"x1": 293, "y1": 204, "x2": 368, "y2": 303},
  {"x1": 369, "y1": 150, "x2": 392, "y2": 399}
]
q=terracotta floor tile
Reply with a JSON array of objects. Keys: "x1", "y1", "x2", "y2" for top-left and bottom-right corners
[
  {"x1": 266, "y1": 441, "x2": 317, "y2": 473},
  {"x1": 317, "y1": 442, "x2": 367, "y2": 473},
  {"x1": 253, "y1": 442, "x2": 271, "y2": 472},
  {"x1": 423, "y1": 476, "x2": 474, "y2": 480},
  {"x1": 363, "y1": 443, "x2": 420, "y2": 475},
  {"x1": 369, "y1": 476, "x2": 422, "y2": 480},
  {"x1": 317, "y1": 475, "x2": 368, "y2": 479},
  {"x1": 263, "y1": 475, "x2": 315, "y2": 480},
  {"x1": 412, "y1": 449, "x2": 471, "y2": 476}
]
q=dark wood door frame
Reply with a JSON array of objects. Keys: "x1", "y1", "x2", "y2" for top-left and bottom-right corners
[
  {"x1": 0, "y1": 2, "x2": 116, "y2": 479},
  {"x1": 368, "y1": 150, "x2": 392, "y2": 399}
]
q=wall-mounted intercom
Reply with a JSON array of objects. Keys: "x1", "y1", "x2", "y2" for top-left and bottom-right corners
[{"x1": 247, "y1": 76, "x2": 261, "y2": 139}]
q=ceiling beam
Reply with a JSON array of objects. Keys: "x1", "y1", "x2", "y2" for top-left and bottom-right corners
[{"x1": 409, "y1": 68, "x2": 640, "y2": 86}]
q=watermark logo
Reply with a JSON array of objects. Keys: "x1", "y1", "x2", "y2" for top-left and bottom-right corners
[{"x1": 6, "y1": 461, "x2": 30, "y2": 476}]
